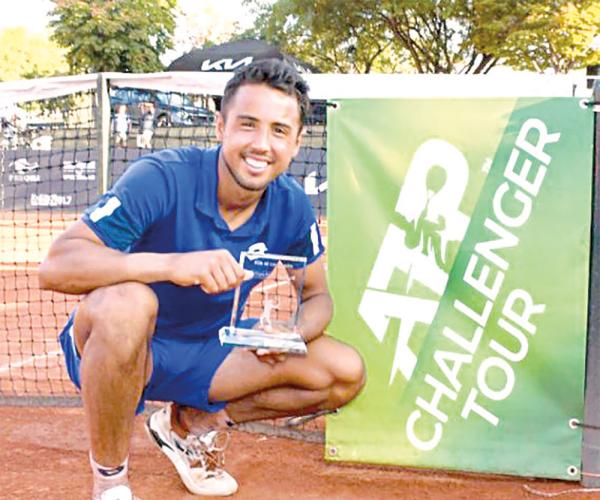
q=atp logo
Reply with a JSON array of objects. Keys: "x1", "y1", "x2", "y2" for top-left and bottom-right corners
[{"x1": 358, "y1": 139, "x2": 472, "y2": 385}]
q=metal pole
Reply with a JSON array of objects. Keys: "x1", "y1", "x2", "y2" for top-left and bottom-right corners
[
  {"x1": 582, "y1": 82, "x2": 600, "y2": 487},
  {"x1": 96, "y1": 73, "x2": 111, "y2": 195}
]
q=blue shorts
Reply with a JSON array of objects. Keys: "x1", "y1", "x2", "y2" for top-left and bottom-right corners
[{"x1": 58, "y1": 314, "x2": 235, "y2": 415}]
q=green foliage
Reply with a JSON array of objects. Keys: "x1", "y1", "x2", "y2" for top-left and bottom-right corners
[
  {"x1": 244, "y1": 0, "x2": 600, "y2": 74},
  {"x1": 500, "y1": 1, "x2": 600, "y2": 73},
  {"x1": 0, "y1": 28, "x2": 69, "y2": 81},
  {"x1": 243, "y1": 0, "x2": 409, "y2": 72},
  {"x1": 49, "y1": 0, "x2": 177, "y2": 73}
]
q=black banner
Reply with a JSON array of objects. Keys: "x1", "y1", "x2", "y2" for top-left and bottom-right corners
[{"x1": 1, "y1": 146, "x2": 327, "y2": 217}]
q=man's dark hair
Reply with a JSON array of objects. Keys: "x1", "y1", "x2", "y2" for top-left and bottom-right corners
[{"x1": 221, "y1": 58, "x2": 311, "y2": 127}]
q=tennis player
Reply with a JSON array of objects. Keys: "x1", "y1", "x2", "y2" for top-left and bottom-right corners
[{"x1": 39, "y1": 59, "x2": 365, "y2": 500}]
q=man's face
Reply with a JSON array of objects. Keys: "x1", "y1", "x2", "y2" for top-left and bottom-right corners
[{"x1": 216, "y1": 83, "x2": 302, "y2": 192}]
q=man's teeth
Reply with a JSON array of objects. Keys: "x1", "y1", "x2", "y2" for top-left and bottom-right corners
[{"x1": 245, "y1": 158, "x2": 268, "y2": 170}]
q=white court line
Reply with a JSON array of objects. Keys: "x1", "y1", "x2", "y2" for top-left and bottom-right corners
[
  {"x1": 0, "y1": 302, "x2": 29, "y2": 311},
  {"x1": 0, "y1": 349, "x2": 62, "y2": 375},
  {"x1": 0, "y1": 263, "x2": 40, "y2": 271},
  {"x1": 0, "y1": 281, "x2": 292, "y2": 374}
]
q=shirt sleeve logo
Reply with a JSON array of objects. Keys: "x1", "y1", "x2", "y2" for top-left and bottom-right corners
[
  {"x1": 89, "y1": 196, "x2": 122, "y2": 223},
  {"x1": 309, "y1": 223, "x2": 320, "y2": 256}
]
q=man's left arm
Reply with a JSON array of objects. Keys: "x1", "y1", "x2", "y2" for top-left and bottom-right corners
[{"x1": 289, "y1": 255, "x2": 332, "y2": 343}]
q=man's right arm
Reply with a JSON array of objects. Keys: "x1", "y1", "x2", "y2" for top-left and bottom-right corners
[{"x1": 38, "y1": 220, "x2": 246, "y2": 295}]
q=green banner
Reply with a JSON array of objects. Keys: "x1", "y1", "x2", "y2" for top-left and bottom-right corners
[{"x1": 326, "y1": 98, "x2": 594, "y2": 480}]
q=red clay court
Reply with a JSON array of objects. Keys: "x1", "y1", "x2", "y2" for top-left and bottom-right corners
[
  {"x1": 1, "y1": 213, "x2": 598, "y2": 499},
  {"x1": 3, "y1": 406, "x2": 600, "y2": 499}
]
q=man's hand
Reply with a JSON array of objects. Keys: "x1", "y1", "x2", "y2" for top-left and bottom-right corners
[
  {"x1": 168, "y1": 250, "x2": 249, "y2": 293},
  {"x1": 251, "y1": 321, "x2": 302, "y2": 365},
  {"x1": 253, "y1": 348, "x2": 287, "y2": 365}
]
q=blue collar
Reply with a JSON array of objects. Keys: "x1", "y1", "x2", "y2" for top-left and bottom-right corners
[{"x1": 195, "y1": 146, "x2": 272, "y2": 237}]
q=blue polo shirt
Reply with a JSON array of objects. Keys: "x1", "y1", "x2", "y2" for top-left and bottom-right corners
[{"x1": 82, "y1": 146, "x2": 324, "y2": 340}]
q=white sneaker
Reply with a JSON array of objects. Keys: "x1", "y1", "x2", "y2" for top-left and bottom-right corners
[
  {"x1": 145, "y1": 405, "x2": 238, "y2": 496},
  {"x1": 97, "y1": 484, "x2": 134, "y2": 500}
]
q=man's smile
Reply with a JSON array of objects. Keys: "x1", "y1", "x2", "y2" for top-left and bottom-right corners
[{"x1": 243, "y1": 156, "x2": 270, "y2": 174}]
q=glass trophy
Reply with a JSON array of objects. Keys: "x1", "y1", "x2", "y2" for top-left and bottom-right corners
[{"x1": 219, "y1": 252, "x2": 308, "y2": 355}]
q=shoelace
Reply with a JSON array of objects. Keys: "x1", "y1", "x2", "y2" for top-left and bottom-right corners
[{"x1": 176, "y1": 430, "x2": 230, "y2": 476}]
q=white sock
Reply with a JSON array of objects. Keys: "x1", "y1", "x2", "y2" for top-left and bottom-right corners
[{"x1": 90, "y1": 452, "x2": 129, "y2": 494}]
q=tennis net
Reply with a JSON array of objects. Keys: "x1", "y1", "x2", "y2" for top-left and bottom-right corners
[{"x1": 0, "y1": 73, "x2": 327, "y2": 414}]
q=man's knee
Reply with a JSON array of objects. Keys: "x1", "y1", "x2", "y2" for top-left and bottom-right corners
[
  {"x1": 336, "y1": 344, "x2": 366, "y2": 387},
  {"x1": 331, "y1": 343, "x2": 366, "y2": 407},
  {"x1": 312, "y1": 338, "x2": 365, "y2": 409},
  {"x1": 75, "y1": 282, "x2": 158, "y2": 360}
]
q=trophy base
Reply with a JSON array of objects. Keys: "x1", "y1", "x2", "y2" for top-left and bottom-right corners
[{"x1": 218, "y1": 326, "x2": 307, "y2": 355}]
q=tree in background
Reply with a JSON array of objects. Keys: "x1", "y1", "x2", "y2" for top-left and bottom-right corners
[
  {"x1": 243, "y1": 0, "x2": 409, "y2": 72},
  {"x1": 244, "y1": 0, "x2": 599, "y2": 74},
  {"x1": 173, "y1": 0, "x2": 248, "y2": 55},
  {"x1": 49, "y1": 0, "x2": 177, "y2": 73},
  {"x1": 0, "y1": 28, "x2": 68, "y2": 81},
  {"x1": 499, "y1": 1, "x2": 600, "y2": 73}
]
